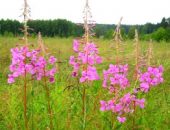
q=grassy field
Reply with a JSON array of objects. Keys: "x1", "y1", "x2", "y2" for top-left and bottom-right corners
[{"x1": 0, "y1": 36, "x2": 170, "y2": 130}]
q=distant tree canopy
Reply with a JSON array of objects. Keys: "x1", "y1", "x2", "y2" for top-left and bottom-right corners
[
  {"x1": 0, "y1": 19, "x2": 84, "y2": 37},
  {"x1": 0, "y1": 19, "x2": 22, "y2": 36},
  {"x1": 27, "y1": 19, "x2": 84, "y2": 37},
  {"x1": 0, "y1": 17, "x2": 170, "y2": 42}
]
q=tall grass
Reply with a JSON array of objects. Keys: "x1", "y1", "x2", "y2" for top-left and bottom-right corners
[{"x1": 0, "y1": 36, "x2": 170, "y2": 129}]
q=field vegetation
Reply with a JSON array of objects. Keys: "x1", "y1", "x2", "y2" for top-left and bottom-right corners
[
  {"x1": 0, "y1": 36, "x2": 170, "y2": 129},
  {"x1": 0, "y1": 0, "x2": 170, "y2": 130}
]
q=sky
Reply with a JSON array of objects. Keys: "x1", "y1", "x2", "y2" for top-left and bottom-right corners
[{"x1": 0, "y1": 0, "x2": 169, "y2": 25}]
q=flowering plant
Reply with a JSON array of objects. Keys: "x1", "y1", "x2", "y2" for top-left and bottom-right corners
[
  {"x1": 69, "y1": 40, "x2": 102, "y2": 83},
  {"x1": 100, "y1": 64, "x2": 164, "y2": 123},
  {"x1": 139, "y1": 66, "x2": 164, "y2": 93},
  {"x1": 8, "y1": 46, "x2": 57, "y2": 84}
]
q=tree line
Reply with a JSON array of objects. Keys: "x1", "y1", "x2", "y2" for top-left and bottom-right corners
[
  {"x1": 0, "y1": 19, "x2": 84, "y2": 37},
  {"x1": 0, "y1": 17, "x2": 170, "y2": 41},
  {"x1": 95, "y1": 17, "x2": 170, "y2": 42}
]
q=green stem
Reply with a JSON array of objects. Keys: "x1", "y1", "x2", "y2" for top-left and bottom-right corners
[
  {"x1": 82, "y1": 86, "x2": 86, "y2": 130},
  {"x1": 132, "y1": 101, "x2": 136, "y2": 130},
  {"x1": 24, "y1": 70, "x2": 28, "y2": 130},
  {"x1": 111, "y1": 113, "x2": 115, "y2": 129},
  {"x1": 43, "y1": 69, "x2": 53, "y2": 130},
  {"x1": 66, "y1": 91, "x2": 71, "y2": 129}
]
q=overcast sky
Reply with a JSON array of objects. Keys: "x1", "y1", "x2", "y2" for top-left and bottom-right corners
[{"x1": 0, "y1": 0, "x2": 169, "y2": 24}]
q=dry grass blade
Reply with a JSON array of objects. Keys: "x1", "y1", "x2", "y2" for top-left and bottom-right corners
[{"x1": 37, "y1": 32, "x2": 48, "y2": 56}]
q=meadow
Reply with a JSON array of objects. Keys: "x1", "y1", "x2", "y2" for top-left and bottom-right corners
[{"x1": 0, "y1": 36, "x2": 170, "y2": 130}]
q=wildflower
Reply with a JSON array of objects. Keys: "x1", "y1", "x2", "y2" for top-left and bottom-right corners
[
  {"x1": 8, "y1": 46, "x2": 57, "y2": 84},
  {"x1": 139, "y1": 66, "x2": 164, "y2": 92},
  {"x1": 100, "y1": 82, "x2": 146, "y2": 123},
  {"x1": 80, "y1": 66, "x2": 100, "y2": 83},
  {"x1": 70, "y1": 40, "x2": 102, "y2": 82},
  {"x1": 100, "y1": 100, "x2": 107, "y2": 111},
  {"x1": 140, "y1": 82, "x2": 150, "y2": 93},
  {"x1": 49, "y1": 56, "x2": 57, "y2": 65},
  {"x1": 34, "y1": 56, "x2": 57, "y2": 83},
  {"x1": 8, "y1": 74, "x2": 15, "y2": 84},
  {"x1": 73, "y1": 40, "x2": 80, "y2": 52},
  {"x1": 117, "y1": 116, "x2": 126, "y2": 123},
  {"x1": 135, "y1": 98, "x2": 145, "y2": 109},
  {"x1": 8, "y1": 46, "x2": 37, "y2": 83},
  {"x1": 103, "y1": 64, "x2": 129, "y2": 91}
]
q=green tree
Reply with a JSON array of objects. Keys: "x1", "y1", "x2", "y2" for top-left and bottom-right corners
[
  {"x1": 104, "y1": 29, "x2": 114, "y2": 39},
  {"x1": 160, "y1": 17, "x2": 168, "y2": 28},
  {"x1": 128, "y1": 26, "x2": 135, "y2": 39},
  {"x1": 152, "y1": 27, "x2": 167, "y2": 42}
]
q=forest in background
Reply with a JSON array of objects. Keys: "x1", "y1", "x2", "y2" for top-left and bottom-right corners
[{"x1": 0, "y1": 17, "x2": 170, "y2": 41}]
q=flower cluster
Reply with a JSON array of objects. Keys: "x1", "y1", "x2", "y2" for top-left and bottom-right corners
[
  {"x1": 69, "y1": 40, "x2": 102, "y2": 82},
  {"x1": 33, "y1": 56, "x2": 57, "y2": 83},
  {"x1": 100, "y1": 64, "x2": 164, "y2": 123},
  {"x1": 103, "y1": 64, "x2": 129, "y2": 93},
  {"x1": 8, "y1": 46, "x2": 57, "y2": 84},
  {"x1": 139, "y1": 66, "x2": 164, "y2": 93},
  {"x1": 100, "y1": 93, "x2": 145, "y2": 123},
  {"x1": 101, "y1": 64, "x2": 141, "y2": 123}
]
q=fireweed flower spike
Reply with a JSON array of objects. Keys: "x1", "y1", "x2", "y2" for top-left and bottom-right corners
[
  {"x1": 8, "y1": 45, "x2": 39, "y2": 130},
  {"x1": 100, "y1": 64, "x2": 164, "y2": 123},
  {"x1": 69, "y1": 40, "x2": 102, "y2": 82},
  {"x1": 34, "y1": 55, "x2": 57, "y2": 83},
  {"x1": 8, "y1": 46, "x2": 57, "y2": 84},
  {"x1": 8, "y1": 46, "x2": 38, "y2": 83},
  {"x1": 139, "y1": 65, "x2": 164, "y2": 93},
  {"x1": 100, "y1": 92, "x2": 145, "y2": 123},
  {"x1": 8, "y1": 45, "x2": 57, "y2": 130},
  {"x1": 80, "y1": 66, "x2": 100, "y2": 83},
  {"x1": 69, "y1": 39, "x2": 102, "y2": 129},
  {"x1": 69, "y1": 2, "x2": 100, "y2": 129},
  {"x1": 102, "y1": 64, "x2": 129, "y2": 92},
  {"x1": 7, "y1": 0, "x2": 32, "y2": 128}
]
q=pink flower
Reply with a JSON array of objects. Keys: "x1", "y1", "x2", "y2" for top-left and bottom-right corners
[
  {"x1": 73, "y1": 40, "x2": 79, "y2": 52},
  {"x1": 26, "y1": 52, "x2": 32, "y2": 57},
  {"x1": 100, "y1": 101, "x2": 107, "y2": 111},
  {"x1": 113, "y1": 104, "x2": 123, "y2": 112},
  {"x1": 103, "y1": 64, "x2": 129, "y2": 90},
  {"x1": 100, "y1": 100, "x2": 115, "y2": 111},
  {"x1": 76, "y1": 43, "x2": 102, "y2": 65},
  {"x1": 158, "y1": 65, "x2": 164, "y2": 73},
  {"x1": 8, "y1": 74, "x2": 15, "y2": 84},
  {"x1": 70, "y1": 39, "x2": 102, "y2": 82},
  {"x1": 49, "y1": 56, "x2": 57, "y2": 64},
  {"x1": 84, "y1": 43, "x2": 98, "y2": 53},
  {"x1": 8, "y1": 46, "x2": 57, "y2": 84},
  {"x1": 135, "y1": 98, "x2": 145, "y2": 109},
  {"x1": 8, "y1": 46, "x2": 37, "y2": 83},
  {"x1": 12, "y1": 72, "x2": 19, "y2": 78},
  {"x1": 96, "y1": 56, "x2": 102, "y2": 64},
  {"x1": 37, "y1": 57, "x2": 47, "y2": 68},
  {"x1": 100, "y1": 64, "x2": 164, "y2": 124},
  {"x1": 47, "y1": 68, "x2": 57, "y2": 77},
  {"x1": 69, "y1": 56, "x2": 75, "y2": 65},
  {"x1": 80, "y1": 66, "x2": 100, "y2": 83},
  {"x1": 49, "y1": 77, "x2": 55, "y2": 83},
  {"x1": 107, "y1": 100, "x2": 115, "y2": 110},
  {"x1": 139, "y1": 66, "x2": 164, "y2": 91},
  {"x1": 120, "y1": 93, "x2": 131, "y2": 104},
  {"x1": 117, "y1": 116, "x2": 126, "y2": 123},
  {"x1": 140, "y1": 83, "x2": 150, "y2": 93}
]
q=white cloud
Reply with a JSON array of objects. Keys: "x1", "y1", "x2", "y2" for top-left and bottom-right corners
[{"x1": 0, "y1": 0, "x2": 169, "y2": 24}]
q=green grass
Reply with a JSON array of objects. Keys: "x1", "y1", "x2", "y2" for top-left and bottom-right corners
[{"x1": 0, "y1": 36, "x2": 170, "y2": 130}]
